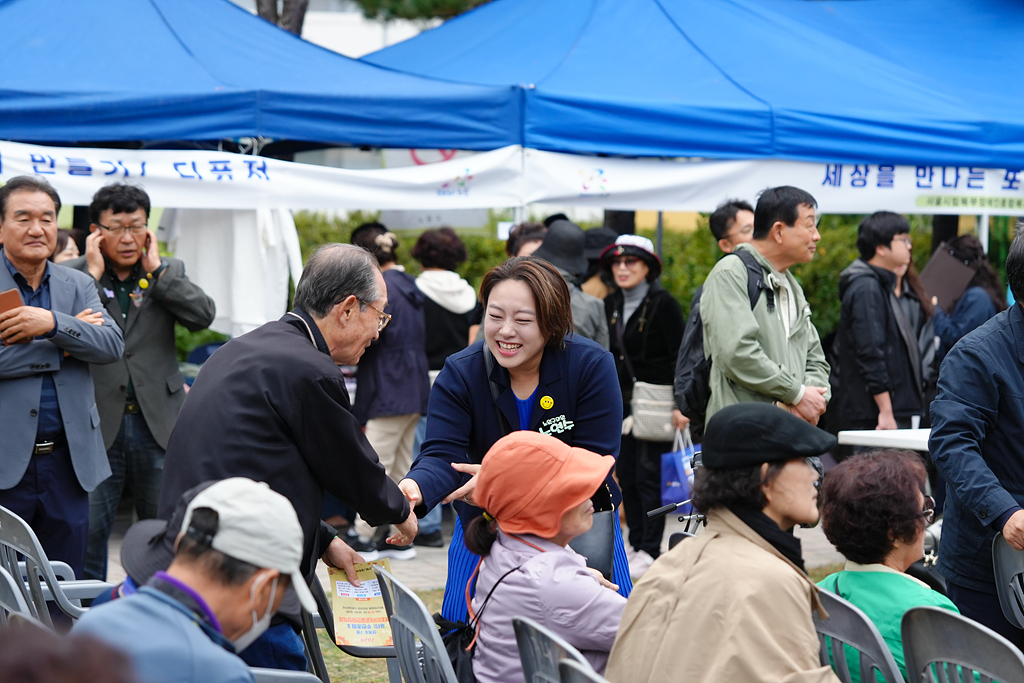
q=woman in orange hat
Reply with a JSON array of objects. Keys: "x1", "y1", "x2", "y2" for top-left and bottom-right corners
[
  {"x1": 466, "y1": 431, "x2": 626, "y2": 683},
  {"x1": 398, "y1": 257, "x2": 629, "y2": 624}
]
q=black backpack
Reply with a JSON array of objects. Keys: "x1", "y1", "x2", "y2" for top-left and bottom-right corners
[{"x1": 674, "y1": 249, "x2": 775, "y2": 433}]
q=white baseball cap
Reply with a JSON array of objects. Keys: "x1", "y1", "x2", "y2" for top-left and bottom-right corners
[{"x1": 180, "y1": 478, "x2": 318, "y2": 613}]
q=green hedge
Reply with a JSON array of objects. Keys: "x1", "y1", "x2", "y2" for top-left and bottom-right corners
[{"x1": 177, "y1": 211, "x2": 937, "y2": 358}]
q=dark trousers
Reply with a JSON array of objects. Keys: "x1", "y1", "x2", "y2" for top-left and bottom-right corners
[
  {"x1": 0, "y1": 443, "x2": 89, "y2": 579},
  {"x1": 946, "y1": 581, "x2": 1024, "y2": 649},
  {"x1": 618, "y1": 433, "x2": 666, "y2": 558},
  {"x1": 85, "y1": 413, "x2": 165, "y2": 580},
  {"x1": 238, "y1": 622, "x2": 308, "y2": 671}
]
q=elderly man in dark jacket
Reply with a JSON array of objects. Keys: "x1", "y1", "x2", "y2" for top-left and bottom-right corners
[
  {"x1": 833, "y1": 212, "x2": 925, "y2": 437},
  {"x1": 159, "y1": 243, "x2": 416, "y2": 671},
  {"x1": 930, "y1": 225, "x2": 1024, "y2": 648}
]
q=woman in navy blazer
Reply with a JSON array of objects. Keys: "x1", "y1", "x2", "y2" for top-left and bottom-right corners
[{"x1": 400, "y1": 257, "x2": 629, "y2": 622}]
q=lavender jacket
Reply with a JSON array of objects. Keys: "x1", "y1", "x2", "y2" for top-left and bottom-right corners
[{"x1": 471, "y1": 531, "x2": 626, "y2": 683}]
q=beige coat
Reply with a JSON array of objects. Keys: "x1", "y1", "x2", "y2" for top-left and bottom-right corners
[{"x1": 605, "y1": 509, "x2": 839, "y2": 683}]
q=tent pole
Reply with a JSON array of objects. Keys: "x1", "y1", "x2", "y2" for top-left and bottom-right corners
[
  {"x1": 656, "y1": 211, "x2": 664, "y2": 259},
  {"x1": 978, "y1": 213, "x2": 989, "y2": 252}
]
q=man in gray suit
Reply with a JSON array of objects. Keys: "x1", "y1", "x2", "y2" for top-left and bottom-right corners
[
  {"x1": 0, "y1": 176, "x2": 124, "y2": 579},
  {"x1": 64, "y1": 183, "x2": 215, "y2": 580}
]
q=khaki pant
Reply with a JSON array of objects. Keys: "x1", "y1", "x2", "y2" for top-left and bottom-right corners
[{"x1": 354, "y1": 413, "x2": 420, "y2": 540}]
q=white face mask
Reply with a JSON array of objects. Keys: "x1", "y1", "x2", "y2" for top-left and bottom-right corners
[{"x1": 232, "y1": 573, "x2": 279, "y2": 652}]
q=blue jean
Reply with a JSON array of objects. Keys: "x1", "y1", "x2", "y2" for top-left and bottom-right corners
[
  {"x1": 237, "y1": 622, "x2": 308, "y2": 671},
  {"x1": 84, "y1": 413, "x2": 165, "y2": 580},
  {"x1": 412, "y1": 415, "x2": 442, "y2": 535}
]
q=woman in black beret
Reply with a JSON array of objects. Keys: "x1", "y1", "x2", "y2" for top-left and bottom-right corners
[{"x1": 606, "y1": 402, "x2": 841, "y2": 683}]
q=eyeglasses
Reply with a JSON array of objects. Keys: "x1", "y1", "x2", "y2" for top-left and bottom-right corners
[
  {"x1": 894, "y1": 236, "x2": 914, "y2": 247},
  {"x1": 922, "y1": 495, "x2": 935, "y2": 524},
  {"x1": 610, "y1": 256, "x2": 642, "y2": 268},
  {"x1": 97, "y1": 222, "x2": 147, "y2": 237},
  {"x1": 362, "y1": 301, "x2": 391, "y2": 332}
]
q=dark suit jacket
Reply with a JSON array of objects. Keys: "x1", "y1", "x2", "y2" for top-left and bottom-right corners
[
  {"x1": 0, "y1": 253, "x2": 124, "y2": 491},
  {"x1": 62, "y1": 256, "x2": 215, "y2": 450},
  {"x1": 408, "y1": 336, "x2": 623, "y2": 528}
]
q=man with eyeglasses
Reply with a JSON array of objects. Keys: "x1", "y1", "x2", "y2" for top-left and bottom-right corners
[
  {"x1": 830, "y1": 211, "x2": 927, "y2": 447},
  {"x1": 63, "y1": 183, "x2": 215, "y2": 582},
  {"x1": 158, "y1": 243, "x2": 416, "y2": 672}
]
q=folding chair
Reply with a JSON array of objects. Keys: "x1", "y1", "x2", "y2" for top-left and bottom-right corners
[
  {"x1": 374, "y1": 565, "x2": 458, "y2": 683},
  {"x1": 902, "y1": 605, "x2": 1024, "y2": 683},
  {"x1": 0, "y1": 505, "x2": 87, "y2": 627},
  {"x1": 567, "y1": 511, "x2": 615, "y2": 580},
  {"x1": 513, "y1": 615, "x2": 591, "y2": 683},
  {"x1": 559, "y1": 659, "x2": 610, "y2": 683},
  {"x1": 251, "y1": 669, "x2": 324, "y2": 683},
  {"x1": 0, "y1": 566, "x2": 31, "y2": 627},
  {"x1": 812, "y1": 588, "x2": 904, "y2": 683},
  {"x1": 992, "y1": 534, "x2": 1024, "y2": 629}
]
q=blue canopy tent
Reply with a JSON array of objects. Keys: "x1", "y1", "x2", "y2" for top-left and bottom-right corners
[
  {"x1": 0, "y1": 0, "x2": 519, "y2": 150},
  {"x1": 364, "y1": 0, "x2": 1024, "y2": 166}
]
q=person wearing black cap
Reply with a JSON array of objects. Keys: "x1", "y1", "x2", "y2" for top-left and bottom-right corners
[
  {"x1": 581, "y1": 227, "x2": 617, "y2": 299},
  {"x1": 606, "y1": 403, "x2": 840, "y2": 683},
  {"x1": 599, "y1": 235, "x2": 685, "y2": 579},
  {"x1": 532, "y1": 219, "x2": 609, "y2": 349}
]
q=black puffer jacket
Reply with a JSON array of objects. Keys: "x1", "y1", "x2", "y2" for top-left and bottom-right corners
[
  {"x1": 832, "y1": 259, "x2": 925, "y2": 430},
  {"x1": 606, "y1": 284, "x2": 685, "y2": 409}
]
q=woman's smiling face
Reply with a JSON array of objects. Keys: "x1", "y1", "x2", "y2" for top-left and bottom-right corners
[{"x1": 484, "y1": 279, "x2": 546, "y2": 374}]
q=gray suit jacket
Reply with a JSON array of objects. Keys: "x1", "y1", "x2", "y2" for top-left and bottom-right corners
[
  {"x1": 63, "y1": 257, "x2": 215, "y2": 450},
  {"x1": 0, "y1": 256, "x2": 124, "y2": 491}
]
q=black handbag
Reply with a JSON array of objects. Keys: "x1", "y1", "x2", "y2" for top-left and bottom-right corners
[{"x1": 433, "y1": 565, "x2": 520, "y2": 683}]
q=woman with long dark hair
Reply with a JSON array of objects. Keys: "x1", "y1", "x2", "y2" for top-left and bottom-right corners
[
  {"x1": 399, "y1": 257, "x2": 630, "y2": 624},
  {"x1": 932, "y1": 234, "x2": 1007, "y2": 357}
]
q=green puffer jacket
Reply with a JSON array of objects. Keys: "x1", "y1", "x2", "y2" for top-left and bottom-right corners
[{"x1": 700, "y1": 242, "x2": 830, "y2": 420}]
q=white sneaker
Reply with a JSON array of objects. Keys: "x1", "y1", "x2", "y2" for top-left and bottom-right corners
[{"x1": 628, "y1": 549, "x2": 655, "y2": 580}]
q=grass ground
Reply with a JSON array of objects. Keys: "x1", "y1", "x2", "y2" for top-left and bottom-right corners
[{"x1": 317, "y1": 588, "x2": 444, "y2": 683}]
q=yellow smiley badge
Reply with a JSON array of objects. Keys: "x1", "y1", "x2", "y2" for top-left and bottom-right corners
[{"x1": 539, "y1": 395, "x2": 554, "y2": 410}]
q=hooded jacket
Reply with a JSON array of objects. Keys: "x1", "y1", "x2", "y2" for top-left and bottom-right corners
[
  {"x1": 833, "y1": 259, "x2": 923, "y2": 430},
  {"x1": 605, "y1": 508, "x2": 837, "y2": 683},
  {"x1": 416, "y1": 269, "x2": 480, "y2": 372},
  {"x1": 353, "y1": 268, "x2": 431, "y2": 423}
]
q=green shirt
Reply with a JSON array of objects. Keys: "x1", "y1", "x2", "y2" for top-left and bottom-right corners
[{"x1": 818, "y1": 564, "x2": 959, "y2": 683}]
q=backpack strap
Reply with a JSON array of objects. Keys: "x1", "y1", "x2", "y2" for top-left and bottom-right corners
[{"x1": 732, "y1": 249, "x2": 775, "y2": 313}]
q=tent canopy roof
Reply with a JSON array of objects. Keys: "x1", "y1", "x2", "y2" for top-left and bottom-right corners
[
  {"x1": 365, "y1": 0, "x2": 1024, "y2": 166},
  {"x1": 0, "y1": 0, "x2": 519, "y2": 149}
]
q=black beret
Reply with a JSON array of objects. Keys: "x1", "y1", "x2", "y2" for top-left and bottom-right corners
[{"x1": 701, "y1": 402, "x2": 837, "y2": 469}]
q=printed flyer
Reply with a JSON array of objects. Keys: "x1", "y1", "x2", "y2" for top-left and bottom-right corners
[{"x1": 328, "y1": 559, "x2": 393, "y2": 647}]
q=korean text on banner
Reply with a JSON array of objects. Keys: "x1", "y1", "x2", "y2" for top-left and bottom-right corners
[{"x1": 328, "y1": 559, "x2": 394, "y2": 647}]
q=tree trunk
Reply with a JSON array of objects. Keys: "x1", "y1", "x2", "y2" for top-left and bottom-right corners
[
  {"x1": 280, "y1": 0, "x2": 310, "y2": 35},
  {"x1": 256, "y1": 0, "x2": 278, "y2": 24}
]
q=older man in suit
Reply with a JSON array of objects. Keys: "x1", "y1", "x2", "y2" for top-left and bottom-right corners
[
  {"x1": 63, "y1": 183, "x2": 215, "y2": 581},
  {"x1": 0, "y1": 176, "x2": 123, "y2": 579}
]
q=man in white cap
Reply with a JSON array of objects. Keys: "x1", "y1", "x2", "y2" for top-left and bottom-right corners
[{"x1": 75, "y1": 478, "x2": 315, "y2": 683}]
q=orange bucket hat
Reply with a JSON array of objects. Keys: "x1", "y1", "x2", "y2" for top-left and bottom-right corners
[{"x1": 474, "y1": 431, "x2": 615, "y2": 538}]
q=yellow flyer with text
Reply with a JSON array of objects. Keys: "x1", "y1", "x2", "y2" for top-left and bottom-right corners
[{"x1": 328, "y1": 559, "x2": 393, "y2": 647}]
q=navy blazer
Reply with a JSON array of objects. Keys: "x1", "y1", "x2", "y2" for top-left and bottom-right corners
[
  {"x1": 931, "y1": 303, "x2": 1024, "y2": 591},
  {"x1": 0, "y1": 253, "x2": 124, "y2": 491},
  {"x1": 408, "y1": 336, "x2": 623, "y2": 527}
]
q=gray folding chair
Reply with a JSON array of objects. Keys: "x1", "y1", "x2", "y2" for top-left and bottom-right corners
[
  {"x1": 902, "y1": 605, "x2": 1024, "y2": 683},
  {"x1": 251, "y1": 669, "x2": 324, "y2": 683},
  {"x1": 567, "y1": 510, "x2": 615, "y2": 580},
  {"x1": 559, "y1": 659, "x2": 610, "y2": 683},
  {"x1": 374, "y1": 565, "x2": 458, "y2": 683},
  {"x1": 812, "y1": 588, "x2": 904, "y2": 683},
  {"x1": 0, "y1": 505, "x2": 86, "y2": 627},
  {"x1": 0, "y1": 565, "x2": 31, "y2": 627},
  {"x1": 513, "y1": 615, "x2": 591, "y2": 683},
  {"x1": 306, "y1": 574, "x2": 401, "y2": 683},
  {"x1": 992, "y1": 534, "x2": 1024, "y2": 629}
]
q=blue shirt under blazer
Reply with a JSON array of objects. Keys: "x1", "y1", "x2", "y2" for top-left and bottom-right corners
[
  {"x1": 409, "y1": 335, "x2": 623, "y2": 527},
  {"x1": 931, "y1": 302, "x2": 1024, "y2": 592},
  {"x1": 0, "y1": 250, "x2": 123, "y2": 492}
]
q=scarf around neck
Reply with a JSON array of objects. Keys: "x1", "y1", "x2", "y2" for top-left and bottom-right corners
[{"x1": 730, "y1": 506, "x2": 806, "y2": 573}]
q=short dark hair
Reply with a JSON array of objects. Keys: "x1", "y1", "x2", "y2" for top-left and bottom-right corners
[
  {"x1": 411, "y1": 227, "x2": 467, "y2": 270},
  {"x1": 293, "y1": 244, "x2": 381, "y2": 318},
  {"x1": 506, "y1": 222, "x2": 546, "y2": 257},
  {"x1": 753, "y1": 186, "x2": 817, "y2": 239},
  {"x1": 1005, "y1": 222, "x2": 1024, "y2": 304},
  {"x1": 176, "y1": 507, "x2": 260, "y2": 586},
  {"x1": 820, "y1": 450, "x2": 927, "y2": 565},
  {"x1": 856, "y1": 211, "x2": 910, "y2": 261},
  {"x1": 350, "y1": 222, "x2": 398, "y2": 267},
  {"x1": 479, "y1": 257, "x2": 573, "y2": 350},
  {"x1": 88, "y1": 183, "x2": 150, "y2": 224},
  {"x1": 0, "y1": 175, "x2": 61, "y2": 221},
  {"x1": 709, "y1": 200, "x2": 754, "y2": 241},
  {"x1": 691, "y1": 461, "x2": 784, "y2": 513}
]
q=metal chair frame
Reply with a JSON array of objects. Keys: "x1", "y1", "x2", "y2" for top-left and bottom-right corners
[
  {"x1": 512, "y1": 615, "x2": 591, "y2": 683},
  {"x1": 902, "y1": 605, "x2": 1024, "y2": 683},
  {"x1": 812, "y1": 588, "x2": 904, "y2": 683}
]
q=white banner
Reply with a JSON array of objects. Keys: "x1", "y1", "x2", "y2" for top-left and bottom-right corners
[
  {"x1": 0, "y1": 140, "x2": 523, "y2": 210},
  {"x1": 523, "y1": 149, "x2": 1024, "y2": 216},
  {"x1": 3, "y1": 139, "x2": 1024, "y2": 216}
]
